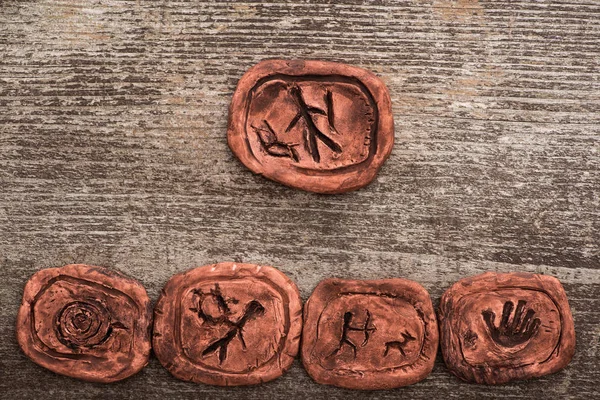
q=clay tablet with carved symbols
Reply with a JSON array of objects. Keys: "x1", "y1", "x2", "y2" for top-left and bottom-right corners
[
  {"x1": 301, "y1": 278, "x2": 438, "y2": 390},
  {"x1": 153, "y1": 262, "x2": 303, "y2": 386},
  {"x1": 16, "y1": 264, "x2": 152, "y2": 382},
  {"x1": 438, "y1": 272, "x2": 575, "y2": 384},
  {"x1": 228, "y1": 59, "x2": 394, "y2": 194}
]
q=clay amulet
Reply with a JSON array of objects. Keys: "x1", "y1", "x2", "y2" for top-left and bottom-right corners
[
  {"x1": 301, "y1": 278, "x2": 438, "y2": 390},
  {"x1": 16, "y1": 264, "x2": 153, "y2": 382},
  {"x1": 153, "y1": 262, "x2": 303, "y2": 386},
  {"x1": 438, "y1": 272, "x2": 575, "y2": 384},
  {"x1": 228, "y1": 59, "x2": 394, "y2": 194}
]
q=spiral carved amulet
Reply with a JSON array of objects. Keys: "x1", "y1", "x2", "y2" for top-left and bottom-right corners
[
  {"x1": 153, "y1": 262, "x2": 303, "y2": 386},
  {"x1": 16, "y1": 264, "x2": 152, "y2": 382},
  {"x1": 227, "y1": 59, "x2": 394, "y2": 194},
  {"x1": 301, "y1": 278, "x2": 438, "y2": 390},
  {"x1": 438, "y1": 272, "x2": 575, "y2": 384}
]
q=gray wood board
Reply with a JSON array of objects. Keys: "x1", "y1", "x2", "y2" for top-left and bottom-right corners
[{"x1": 1, "y1": 0, "x2": 599, "y2": 399}]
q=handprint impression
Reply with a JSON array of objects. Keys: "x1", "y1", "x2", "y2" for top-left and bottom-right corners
[{"x1": 481, "y1": 300, "x2": 541, "y2": 347}]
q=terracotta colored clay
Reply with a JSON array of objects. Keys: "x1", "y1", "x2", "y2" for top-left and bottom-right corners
[
  {"x1": 438, "y1": 272, "x2": 575, "y2": 384},
  {"x1": 301, "y1": 278, "x2": 438, "y2": 390},
  {"x1": 227, "y1": 59, "x2": 394, "y2": 194},
  {"x1": 153, "y1": 262, "x2": 303, "y2": 386},
  {"x1": 16, "y1": 264, "x2": 152, "y2": 382}
]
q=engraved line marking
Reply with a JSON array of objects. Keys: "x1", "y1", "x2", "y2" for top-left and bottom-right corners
[{"x1": 325, "y1": 89, "x2": 337, "y2": 135}]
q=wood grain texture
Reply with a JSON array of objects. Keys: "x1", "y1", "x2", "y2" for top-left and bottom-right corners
[{"x1": 0, "y1": 0, "x2": 598, "y2": 399}]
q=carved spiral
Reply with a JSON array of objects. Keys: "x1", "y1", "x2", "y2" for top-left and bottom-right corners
[
  {"x1": 55, "y1": 301, "x2": 112, "y2": 348},
  {"x1": 17, "y1": 264, "x2": 153, "y2": 382}
]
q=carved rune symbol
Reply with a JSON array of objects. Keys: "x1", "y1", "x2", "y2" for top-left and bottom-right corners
[
  {"x1": 287, "y1": 85, "x2": 342, "y2": 163},
  {"x1": 329, "y1": 310, "x2": 376, "y2": 358},
  {"x1": 189, "y1": 284, "x2": 265, "y2": 364},
  {"x1": 481, "y1": 300, "x2": 541, "y2": 347},
  {"x1": 384, "y1": 331, "x2": 416, "y2": 357},
  {"x1": 254, "y1": 85, "x2": 342, "y2": 163}
]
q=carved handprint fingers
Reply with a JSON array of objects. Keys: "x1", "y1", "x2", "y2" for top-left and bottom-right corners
[
  {"x1": 439, "y1": 272, "x2": 575, "y2": 384},
  {"x1": 481, "y1": 309, "x2": 498, "y2": 330},
  {"x1": 509, "y1": 300, "x2": 527, "y2": 331},
  {"x1": 499, "y1": 300, "x2": 541, "y2": 337},
  {"x1": 481, "y1": 299, "x2": 542, "y2": 348},
  {"x1": 516, "y1": 306, "x2": 541, "y2": 336},
  {"x1": 500, "y1": 299, "x2": 514, "y2": 326},
  {"x1": 482, "y1": 300, "x2": 522, "y2": 330}
]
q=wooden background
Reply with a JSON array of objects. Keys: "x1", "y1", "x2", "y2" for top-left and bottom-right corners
[{"x1": 1, "y1": 0, "x2": 598, "y2": 398}]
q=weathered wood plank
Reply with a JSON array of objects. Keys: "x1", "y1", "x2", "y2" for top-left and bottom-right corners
[{"x1": 1, "y1": 0, "x2": 599, "y2": 398}]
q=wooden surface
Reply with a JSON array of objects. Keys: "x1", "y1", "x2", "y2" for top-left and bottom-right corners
[{"x1": 1, "y1": 0, "x2": 598, "y2": 399}]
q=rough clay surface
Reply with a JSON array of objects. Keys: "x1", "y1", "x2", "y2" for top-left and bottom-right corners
[
  {"x1": 15, "y1": 264, "x2": 152, "y2": 383},
  {"x1": 153, "y1": 262, "x2": 302, "y2": 386},
  {"x1": 227, "y1": 59, "x2": 394, "y2": 194},
  {"x1": 438, "y1": 272, "x2": 575, "y2": 384},
  {"x1": 1, "y1": 0, "x2": 599, "y2": 399},
  {"x1": 302, "y1": 278, "x2": 438, "y2": 390}
]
